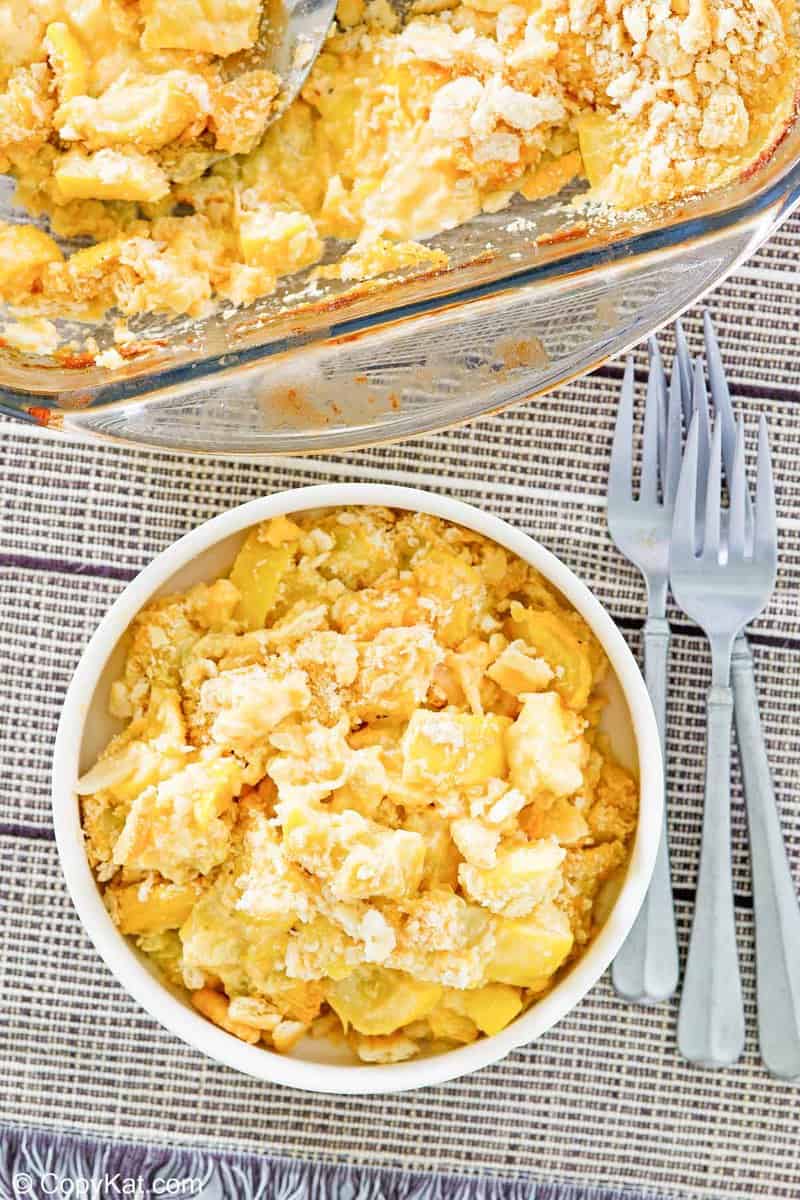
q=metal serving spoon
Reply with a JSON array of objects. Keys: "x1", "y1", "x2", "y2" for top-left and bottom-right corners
[
  {"x1": 239, "y1": 0, "x2": 417, "y2": 129},
  {"x1": 229, "y1": 0, "x2": 338, "y2": 129}
]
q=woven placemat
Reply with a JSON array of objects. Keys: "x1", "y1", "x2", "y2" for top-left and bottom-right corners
[{"x1": 2, "y1": 212, "x2": 800, "y2": 1200}]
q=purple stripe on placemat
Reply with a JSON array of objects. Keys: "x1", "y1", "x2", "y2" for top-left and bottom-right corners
[
  {"x1": 0, "y1": 823, "x2": 54, "y2": 841},
  {"x1": 0, "y1": 1125, "x2": 679, "y2": 1200},
  {"x1": 0, "y1": 553, "x2": 137, "y2": 582}
]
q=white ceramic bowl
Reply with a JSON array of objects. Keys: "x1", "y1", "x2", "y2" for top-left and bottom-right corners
[{"x1": 53, "y1": 484, "x2": 662, "y2": 1094}]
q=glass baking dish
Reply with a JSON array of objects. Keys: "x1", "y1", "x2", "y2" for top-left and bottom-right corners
[{"x1": 2, "y1": 110, "x2": 800, "y2": 456}]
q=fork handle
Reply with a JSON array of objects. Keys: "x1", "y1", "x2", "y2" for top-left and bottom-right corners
[
  {"x1": 732, "y1": 636, "x2": 800, "y2": 1080},
  {"x1": 612, "y1": 617, "x2": 678, "y2": 1002},
  {"x1": 678, "y1": 685, "x2": 745, "y2": 1067}
]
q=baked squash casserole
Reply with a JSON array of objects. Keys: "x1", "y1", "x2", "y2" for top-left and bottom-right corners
[
  {"x1": 0, "y1": 0, "x2": 796, "y2": 348},
  {"x1": 78, "y1": 507, "x2": 639, "y2": 1062}
]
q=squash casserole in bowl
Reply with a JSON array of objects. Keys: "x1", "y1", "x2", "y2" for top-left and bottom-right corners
[
  {"x1": 0, "y1": 0, "x2": 796, "y2": 354},
  {"x1": 75, "y1": 505, "x2": 640, "y2": 1065}
]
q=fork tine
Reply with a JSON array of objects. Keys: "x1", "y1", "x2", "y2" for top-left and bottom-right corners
[
  {"x1": 641, "y1": 347, "x2": 662, "y2": 502},
  {"x1": 674, "y1": 319, "x2": 693, "y2": 425},
  {"x1": 672, "y1": 412, "x2": 700, "y2": 561},
  {"x1": 693, "y1": 357, "x2": 711, "y2": 459},
  {"x1": 664, "y1": 365, "x2": 683, "y2": 507},
  {"x1": 704, "y1": 312, "x2": 742, "y2": 488},
  {"x1": 728, "y1": 416, "x2": 747, "y2": 561},
  {"x1": 649, "y1": 336, "x2": 667, "y2": 481},
  {"x1": 692, "y1": 358, "x2": 711, "y2": 549},
  {"x1": 704, "y1": 311, "x2": 754, "y2": 552},
  {"x1": 755, "y1": 414, "x2": 778, "y2": 571},
  {"x1": 703, "y1": 417, "x2": 723, "y2": 561},
  {"x1": 703, "y1": 313, "x2": 732, "y2": 440},
  {"x1": 609, "y1": 356, "x2": 635, "y2": 503}
]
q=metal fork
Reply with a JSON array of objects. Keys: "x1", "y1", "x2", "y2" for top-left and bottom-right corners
[
  {"x1": 671, "y1": 412, "x2": 778, "y2": 1066},
  {"x1": 607, "y1": 345, "x2": 680, "y2": 1002},
  {"x1": 703, "y1": 313, "x2": 800, "y2": 1080}
]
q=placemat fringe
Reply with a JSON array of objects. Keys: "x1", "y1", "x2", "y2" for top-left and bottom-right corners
[{"x1": 0, "y1": 1125, "x2": 673, "y2": 1200}]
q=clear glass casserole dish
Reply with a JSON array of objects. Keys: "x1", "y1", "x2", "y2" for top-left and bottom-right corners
[{"x1": 2, "y1": 110, "x2": 800, "y2": 456}]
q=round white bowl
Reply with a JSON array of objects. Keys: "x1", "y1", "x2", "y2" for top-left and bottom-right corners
[{"x1": 53, "y1": 483, "x2": 662, "y2": 1094}]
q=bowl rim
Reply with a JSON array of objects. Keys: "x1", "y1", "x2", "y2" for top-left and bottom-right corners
[{"x1": 52, "y1": 482, "x2": 662, "y2": 1094}]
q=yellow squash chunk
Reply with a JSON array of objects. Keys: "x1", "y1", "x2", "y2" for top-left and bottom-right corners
[
  {"x1": 576, "y1": 111, "x2": 645, "y2": 208},
  {"x1": 326, "y1": 966, "x2": 442, "y2": 1035},
  {"x1": 111, "y1": 753, "x2": 241, "y2": 881},
  {"x1": 402, "y1": 710, "x2": 511, "y2": 787},
  {"x1": 413, "y1": 545, "x2": 487, "y2": 646},
  {"x1": 506, "y1": 605, "x2": 593, "y2": 710},
  {"x1": 77, "y1": 745, "x2": 164, "y2": 810},
  {"x1": 459, "y1": 840, "x2": 565, "y2": 917},
  {"x1": 180, "y1": 878, "x2": 294, "y2": 998},
  {"x1": 460, "y1": 983, "x2": 523, "y2": 1036},
  {"x1": 307, "y1": 56, "x2": 362, "y2": 160},
  {"x1": 506, "y1": 691, "x2": 586, "y2": 800},
  {"x1": 76, "y1": 687, "x2": 187, "y2": 804},
  {"x1": 141, "y1": 0, "x2": 263, "y2": 56},
  {"x1": 67, "y1": 239, "x2": 123, "y2": 278},
  {"x1": 576, "y1": 112, "x2": 621, "y2": 188},
  {"x1": 0, "y1": 224, "x2": 63, "y2": 294},
  {"x1": 489, "y1": 903, "x2": 574, "y2": 987},
  {"x1": 240, "y1": 101, "x2": 324, "y2": 216},
  {"x1": 56, "y1": 76, "x2": 200, "y2": 152},
  {"x1": 318, "y1": 518, "x2": 394, "y2": 588},
  {"x1": 281, "y1": 802, "x2": 425, "y2": 901},
  {"x1": 44, "y1": 22, "x2": 89, "y2": 103},
  {"x1": 191, "y1": 756, "x2": 242, "y2": 826},
  {"x1": 261, "y1": 515, "x2": 302, "y2": 546},
  {"x1": 428, "y1": 1004, "x2": 479, "y2": 1044},
  {"x1": 238, "y1": 207, "x2": 323, "y2": 275},
  {"x1": 229, "y1": 527, "x2": 293, "y2": 629},
  {"x1": 486, "y1": 640, "x2": 553, "y2": 697},
  {"x1": 113, "y1": 878, "x2": 203, "y2": 935},
  {"x1": 135, "y1": 930, "x2": 184, "y2": 987},
  {"x1": 54, "y1": 149, "x2": 170, "y2": 203}
]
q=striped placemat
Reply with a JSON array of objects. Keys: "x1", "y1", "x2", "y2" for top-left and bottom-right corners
[{"x1": 1, "y1": 212, "x2": 800, "y2": 1200}]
